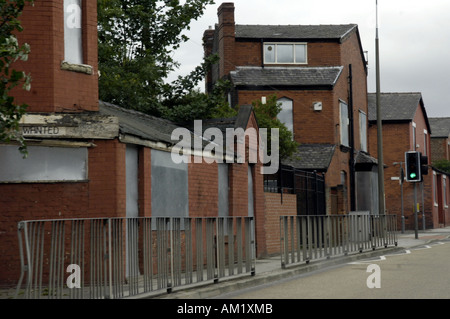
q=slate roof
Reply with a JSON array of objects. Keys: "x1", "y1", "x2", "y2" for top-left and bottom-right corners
[
  {"x1": 99, "y1": 101, "x2": 256, "y2": 160},
  {"x1": 429, "y1": 117, "x2": 450, "y2": 138},
  {"x1": 367, "y1": 92, "x2": 431, "y2": 133},
  {"x1": 367, "y1": 92, "x2": 423, "y2": 122},
  {"x1": 230, "y1": 66, "x2": 343, "y2": 88},
  {"x1": 282, "y1": 144, "x2": 336, "y2": 171},
  {"x1": 99, "y1": 100, "x2": 180, "y2": 146},
  {"x1": 235, "y1": 24, "x2": 358, "y2": 42},
  {"x1": 186, "y1": 105, "x2": 256, "y2": 156}
]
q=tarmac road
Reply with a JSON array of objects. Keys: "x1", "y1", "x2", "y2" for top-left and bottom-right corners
[{"x1": 220, "y1": 239, "x2": 450, "y2": 299}]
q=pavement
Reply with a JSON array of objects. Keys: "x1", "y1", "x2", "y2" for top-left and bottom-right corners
[{"x1": 154, "y1": 226, "x2": 450, "y2": 299}]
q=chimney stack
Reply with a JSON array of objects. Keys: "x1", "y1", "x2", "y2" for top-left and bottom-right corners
[{"x1": 217, "y1": 2, "x2": 236, "y2": 79}]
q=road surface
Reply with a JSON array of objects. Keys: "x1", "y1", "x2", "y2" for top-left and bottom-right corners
[{"x1": 219, "y1": 240, "x2": 450, "y2": 299}]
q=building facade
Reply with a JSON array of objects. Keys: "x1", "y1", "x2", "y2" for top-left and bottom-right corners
[
  {"x1": 0, "y1": 0, "x2": 269, "y2": 287},
  {"x1": 204, "y1": 2, "x2": 378, "y2": 216},
  {"x1": 368, "y1": 92, "x2": 435, "y2": 230},
  {"x1": 429, "y1": 117, "x2": 450, "y2": 227}
]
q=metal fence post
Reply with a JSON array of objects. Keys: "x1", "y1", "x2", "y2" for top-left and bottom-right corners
[{"x1": 107, "y1": 219, "x2": 113, "y2": 299}]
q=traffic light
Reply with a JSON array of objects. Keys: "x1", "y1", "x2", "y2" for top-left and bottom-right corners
[
  {"x1": 420, "y1": 154, "x2": 429, "y2": 177},
  {"x1": 405, "y1": 151, "x2": 421, "y2": 182}
]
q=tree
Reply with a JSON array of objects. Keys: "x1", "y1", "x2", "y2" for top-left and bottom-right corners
[
  {"x1": 433, "y1": 159, "x2": 450, "y2": 174},
  {"x1": 0, "y1": 0, "x2": 33, "y2": 157},
  {"x1": 97, "y1": 0, "x2": 216, "y2": 116},
  {"x1": 161, "y1": 76, "x2": 237, "y2": 124},
  {"x1": 252, "y1": 95, "x2": 298, "y2": 160}
]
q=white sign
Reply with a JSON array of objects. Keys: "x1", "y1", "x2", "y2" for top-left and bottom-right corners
[{"x1": 21, "y1": 126, "x2": 66, "y2": 137}]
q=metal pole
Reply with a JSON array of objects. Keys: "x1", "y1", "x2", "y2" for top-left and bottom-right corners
[
  {"x1": 401, "y1": 167, "x2": 405, "y2": 233},
  {"x1": 107, "y1": 219, "x2": 113, "y2": 299},
  {"x1": 376, "y1": 0, "x2": 386, "y2": 216},
  {"x1": 421, "y1": 181, "x2": 425, "y2": 230},
  {"x1": 414, "y1": 183, "x2": 419, "y2": 239}
]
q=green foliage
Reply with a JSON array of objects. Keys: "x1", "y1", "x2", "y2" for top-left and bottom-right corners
[
  {"x1": 433, "y1": 159, "x2": 450, "y2": 174},
  {"x1": 97, "y1": 0, "x2": 215, "y2": 116},
  {"x1": 160, "y1": 53, "x2": 237, "y2": 124},
  {"x1": 252, "y1": 95, "x2": 299, "y2": 160},
  {"x1": 0, "y1": 0, "x2": 33, "y2": 157}
]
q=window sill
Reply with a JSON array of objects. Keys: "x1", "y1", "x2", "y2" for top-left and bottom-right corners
[
  {"x1": 340, "y1": 145, "x2": 351, "y2": 153},
  {"x1": 61, "y1": 61, "x2": 93, "y2": 75},
  {"x1": 0, "y1": 180, "x2": 89, "y2": 184}
]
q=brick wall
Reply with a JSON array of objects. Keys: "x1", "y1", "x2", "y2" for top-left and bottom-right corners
[
  {"x1": 138, "y1": 147, "x2": 152, "y2": 217},
  {"x1": 340, "y1": 32, "x2": 369, "y2": 152},
  {"x1": 368, "y1": 104, "x2": 436, "y2": 230},
  {"x1": 369, "y1": 122, "x2": 410, "y2": 227},
  {"x1": 13, "y1": 0, "x2": 98, "y2": 112},
  {"x1": 237, "y1": 90, "x2": 337, "y2": 145},
  {"x1": 263, "y1": 193, "x2": 296, "y2": 255},
  {"x1": 88, "y1": 139, "x2": 127, "y2": 217},
  {"x1": 189, "y1": 157, "x2": 219, "y2": 217},
  {"x1": 431, "y1": 138, "x2": 449, "y2": 162},
  {"x1": 0, "y1": 138, "x2": 126, "y2": 286}
]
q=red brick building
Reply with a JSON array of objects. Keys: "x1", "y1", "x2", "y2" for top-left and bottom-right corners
[
  {"x1": 368, "y1": 92, "x2": 436, "y2": 230},
  {"x1": 0, "y1": 0, "x2": 270, "y2": 287},
  {"x1": 204, "y1": 2, "x2": 378, "y2": 216},
  {"x1": 429, "y1": 117, "x2": 450, "y2": 227}
]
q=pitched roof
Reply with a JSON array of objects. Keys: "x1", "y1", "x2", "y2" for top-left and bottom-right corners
[
  {"x1": 99, "y1": 100, "x2": 180, "y2": 146},
  {"x1": 235, "y1": 24, "x2": 358, "y2": 42},
  {"x1": 230, "y1": 66, "x2": 343, "y2": 88},
  {"x1": 186, "y1": 105, "x2": 257, "y2": 156},
  {"x1": 429, "y1": 117, "x2": 450, "y2": 138},
  {"x1": 282, "y1": 144, "x2": 336, "y2": 171},
  {"x1": 367, "y1": 93, "x2": 423, "y2": 122},
  {"x1": 99, "y1": 101, "x2": 258, "y2": 162}
]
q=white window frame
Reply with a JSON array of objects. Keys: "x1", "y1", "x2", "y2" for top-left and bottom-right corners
[
  {"x1": 277, "y1": 97, "x2": 294, "y2": 136},
  {"x1": 412, "y1": 122, "x2": 416, "y2": 151},
  {"x1": 340, "y1": 100, "x2": 350, "y2": 147},
  {"x1": 64, "y1": 0, "x2": 83, "y2": 65},
  {"x1": 359, "y1": 110, "x2": 368, "y2": 152},
  {"x1": 433, "y1": 171, "x2": 438, "y2": 206},
  {"x1": 444, "y1": 176, "x2": 448, "y2": 208},
  {"x1": 264, "y1": 43, "x2": 308, "y2": 64},
  {"x1": 423, "y1": 129, "x2": 428, "y2": 156}
]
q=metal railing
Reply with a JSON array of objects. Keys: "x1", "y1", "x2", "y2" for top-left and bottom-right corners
[
  {"x1": 264, "y1": 165, "x2": 326, "y2": 216},
  {"x1": 280, "y1": 214, "x2": 397, "y2": 268},
  {"x1": 15, "y1": 216, "x2": 255, "y2": 299}
]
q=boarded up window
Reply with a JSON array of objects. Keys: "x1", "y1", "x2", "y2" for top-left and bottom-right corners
[
  {"x1": 0, "y1": 145, "x2": 87, "y2": 182},
  {"x1": 151, "y1": 149, "x2": 188, "y2": 218},
  {"x1": 218, "y1": 163, "x2": 229, "y2": 217}
]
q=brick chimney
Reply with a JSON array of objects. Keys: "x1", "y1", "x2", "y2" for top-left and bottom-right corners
[
  {"x1": 13, "y1": 0, "x2": 98, "y2": 113},
  {"x1": 203, "y1": 26, "x2": 216, "y2": 93},
  {"x1": 217, "y1": 2, "x2": 236, "y2": 79}
]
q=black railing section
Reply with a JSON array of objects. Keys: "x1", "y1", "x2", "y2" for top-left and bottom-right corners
[{"x1": 264, "y1": 165, "x2": 326, "y2": 216}]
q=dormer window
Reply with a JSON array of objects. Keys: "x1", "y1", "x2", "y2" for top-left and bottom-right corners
[{"x1": 264, "y1": 43, "x2": 307, "y2": 64}]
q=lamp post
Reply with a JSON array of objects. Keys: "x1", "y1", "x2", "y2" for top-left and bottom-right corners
[{"x1": 376, "y1": 0, "x2": 386, "y2": 216}]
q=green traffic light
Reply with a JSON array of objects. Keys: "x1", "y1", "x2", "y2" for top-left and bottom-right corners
[{"x1": 410, "y1": 173, "x2": 417, "y2": 179}]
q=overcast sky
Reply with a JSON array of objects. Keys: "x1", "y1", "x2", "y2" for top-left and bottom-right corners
[{"x1": 169, "y1": 0, "x2": 450, "y2": 118}]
